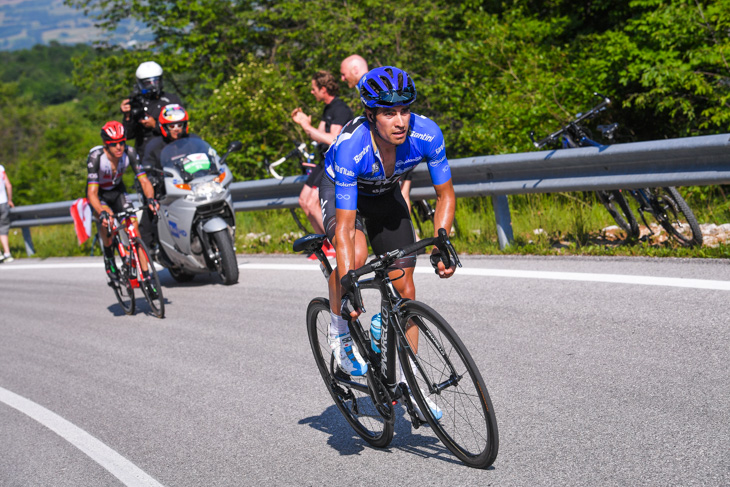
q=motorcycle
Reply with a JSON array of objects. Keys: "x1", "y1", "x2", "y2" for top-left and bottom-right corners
[{"x1": 152, "y1": 137, "x2": 241, "y2": 285}]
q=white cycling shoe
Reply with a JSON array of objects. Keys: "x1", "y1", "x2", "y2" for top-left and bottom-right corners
[
  {"x1": 406, "y1": 386, "x2": 443, "y2": 421},
  {"x1": 329, "y1": 332, "x2": 368, "y2": 377}
]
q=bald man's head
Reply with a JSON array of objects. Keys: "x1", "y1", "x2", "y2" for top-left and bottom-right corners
[{"x1": 340, "y1": 54, "x2": 369, "y2": 88}]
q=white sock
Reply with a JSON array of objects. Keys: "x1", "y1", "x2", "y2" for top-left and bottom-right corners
[
  {"x1": 330, "y1": 311, "x2": 349, "y2": 338},
  {"x1": 400, "y1": 357, "x2": 418, "y2": 385}
]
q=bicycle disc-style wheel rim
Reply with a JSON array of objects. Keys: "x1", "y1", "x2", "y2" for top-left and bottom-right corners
[
  {"x1": 400, "y1": 301, "x2": 498, "y2": 468},
  {"x1": 651, "y1": 187, "x2": 703, "y2": 247},
  {"x1": 306, "y1": 298, "x2": 393, "y2": 448},
  {"x1": 111, "y1": 241, "x2": 135, "y2": 315},
  {"x1": 596, "y1": 190, "x2": 640, "y2": 239},
  {"x1": 135, "y1": 239, "x2": 165, "y2": 318}
]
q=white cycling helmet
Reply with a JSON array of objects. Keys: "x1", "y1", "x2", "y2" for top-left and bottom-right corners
[{"x1": 136, "y1": 61, "x2": 163, "y2": 97}]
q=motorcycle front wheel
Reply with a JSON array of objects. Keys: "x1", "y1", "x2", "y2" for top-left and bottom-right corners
[{"x1": 211, "y1": 229, "x2": 239, "y2": 285}]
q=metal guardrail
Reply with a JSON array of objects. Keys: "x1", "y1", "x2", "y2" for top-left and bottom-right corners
[{"x1": 10, "y1": 133, "x2": 730, "y2": 253}]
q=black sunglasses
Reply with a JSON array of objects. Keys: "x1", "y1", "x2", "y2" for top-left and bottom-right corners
[{"x1": 106, "y1": 141, "x2": 125, "y2": 148}]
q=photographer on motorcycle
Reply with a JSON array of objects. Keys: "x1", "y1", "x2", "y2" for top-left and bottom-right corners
[
  {"x1": 121, "y1": 61, "x2": 183, "y2": 158},
  {"x1": 139, "y1": 104, "x2": 199, "y2": 255}
]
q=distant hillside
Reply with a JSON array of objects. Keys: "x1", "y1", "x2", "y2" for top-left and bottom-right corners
[
  {"x1": 0, "y1": 42, "x2": 100, "y2": 104},
  {"x1": 0, "y1": 0, "x2": 150, "y2": 50}
]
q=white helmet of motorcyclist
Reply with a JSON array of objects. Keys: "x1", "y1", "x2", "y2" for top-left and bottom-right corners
[{"x1": 136, "y1": 61, "x2": 164, "y2": 98}]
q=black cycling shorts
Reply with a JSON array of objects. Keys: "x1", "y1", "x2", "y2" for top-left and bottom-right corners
[
  {"x1": 95, "y1": 184, "x2": 135, "y2": 224},
  {"x1": 305, "y1": 162, "x2": 325, "y2": 188},
  {"x1": 319, "y1": 176, "x2": 417, "y2": 269}
]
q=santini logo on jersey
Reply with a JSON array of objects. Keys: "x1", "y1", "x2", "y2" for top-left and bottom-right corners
[
  {"x1": 353, "y1": 144, "x2": 371, "y2": 164},
  {"x1": 410, "y1": 131, "x2": 435, "y2": 143}
]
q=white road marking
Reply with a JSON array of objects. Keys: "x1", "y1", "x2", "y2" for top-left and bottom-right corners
[
  {"x1": 3, "y1": 261, "x2": 730, "y2": 291},
  {"x1": 0, "y1": 386, "x2": 165, "y2": 487},
  {"x1": 236, "y1": 263, "x2": 730, "y2": 291}
]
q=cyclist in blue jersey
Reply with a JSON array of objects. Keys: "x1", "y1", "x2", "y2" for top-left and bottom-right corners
[{"x1": 320, "y1": 66, "x2": 456, "y2": 406}]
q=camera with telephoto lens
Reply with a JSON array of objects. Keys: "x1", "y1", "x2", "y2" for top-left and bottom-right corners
[{"x1": 128, "y1": 91, "x2": 148, "y2": 122}]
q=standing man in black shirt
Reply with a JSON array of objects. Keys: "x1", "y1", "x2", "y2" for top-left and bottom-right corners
[
  {"x1": 120, "y1": 61, "x2": 183, "y2": 159},
  {"x1": 291, "y1": 70, "x2": 353, "y2": 253}
]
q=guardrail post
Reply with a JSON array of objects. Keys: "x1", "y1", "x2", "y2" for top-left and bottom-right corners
[
  {"x1": 21, "y1": 227, "x2": 36, "y2": 256},
  {"x1": 492, "y1": 195, "x2": 513, "y2": 249}
]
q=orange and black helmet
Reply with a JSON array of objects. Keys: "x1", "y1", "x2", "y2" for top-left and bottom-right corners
[{"x1": 158, "y1": 104, "x2": 189, "y2": 140}]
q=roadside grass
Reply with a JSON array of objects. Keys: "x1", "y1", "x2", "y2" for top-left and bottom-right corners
[{"x1": 8, "y1": 191, "x2": 730, "y2": 260}]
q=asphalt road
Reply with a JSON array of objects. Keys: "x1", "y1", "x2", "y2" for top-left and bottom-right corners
[{"x1": 1, "y1": 254, "x2": 728, "y2": 486}]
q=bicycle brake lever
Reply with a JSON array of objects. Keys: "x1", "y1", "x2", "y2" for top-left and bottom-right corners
[{"x1": 340, "y1": 271, "x2": 365, "y2": 318}]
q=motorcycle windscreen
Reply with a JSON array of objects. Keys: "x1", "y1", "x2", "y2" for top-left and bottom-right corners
[{"x1": 160, "y1": 138, "x2": 220, "y2": 178}]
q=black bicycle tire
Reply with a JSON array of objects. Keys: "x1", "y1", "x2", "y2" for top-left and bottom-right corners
[
  {"x1": 400, "y1": 300, "x2": 499, "y2": 469},
  {"x1": 111, "y1": 236, "x2": 135, "y2": 315},
  {"x1": 306, "y1": 297, "x2": 394, "y2": 448},
  {"x1": 211, "y1": 229, "x2": 239, "y2": 285},
  {"x1": 595, "y1": 190, "x2": 639, "y2": 239},
  {"x1": 134, "y1": 238, "x2": 165, "y2": 318},
  {"x1": 650, "y1": 187, "x2": 703, "y2": 247}
]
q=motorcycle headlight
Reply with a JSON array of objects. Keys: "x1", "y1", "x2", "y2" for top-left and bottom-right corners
[{"x1": 185, "y1": 180, "x2": 225, "y2": 202}]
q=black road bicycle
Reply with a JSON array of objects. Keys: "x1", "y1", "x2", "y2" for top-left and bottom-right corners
[
  {"x1": 294, "y1": 229, "x2": 499, "y2": 468},
  {"x1": 529, "y1": 93, "x2": 703, "y2": 247}
]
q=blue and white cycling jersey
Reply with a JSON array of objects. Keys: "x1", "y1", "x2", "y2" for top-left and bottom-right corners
[{"x1": 324, "y1": 113, "x2": 451, "y2": 211}]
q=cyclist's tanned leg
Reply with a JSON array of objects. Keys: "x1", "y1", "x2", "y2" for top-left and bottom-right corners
[
  {"x1": 300, "y1": 184, "x2": 325, "y2": 235},
  {"x1": 328, "y1": 230, "x2": 368, "y2": 314}
]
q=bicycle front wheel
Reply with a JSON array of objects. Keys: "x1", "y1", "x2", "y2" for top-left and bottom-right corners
[
  {"x1": 595, "y1": 190, "x2": 639, "y2": 239},
  {"x1": 134, "y1": 238, "x2": 165, "y2": 318},
  {"x1": 111, "y1": 237, "x2": 135, "y2": 315},
  {"x1": 306, "y1": 298, "x2": 394, "y2": 448},
  {"x1": 649, "y1": 187, "x2": 703, "y2": 247},
  {"x1": 400, "y1": 300, "x2": 498, "y2": 469}
]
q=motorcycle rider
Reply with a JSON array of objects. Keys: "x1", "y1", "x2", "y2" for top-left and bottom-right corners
[
  {"x1": 139, "y1": 104, "x2": 199, "y2": 254},
  {"x1": 87, "y1": 121, "x2": 159, "y2": 294},
  {"x1": 121, "y1": 61, "x2": 183, "y2": 158}
]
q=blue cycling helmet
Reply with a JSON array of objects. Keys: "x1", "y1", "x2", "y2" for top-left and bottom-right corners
[{"x1": 360, "y1": 66, "x2": 417, "y2": 109}]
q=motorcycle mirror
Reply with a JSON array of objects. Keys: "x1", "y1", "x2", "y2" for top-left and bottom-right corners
[{"x1": 226, "y1": 141, "x2": 243, "y2": 153}]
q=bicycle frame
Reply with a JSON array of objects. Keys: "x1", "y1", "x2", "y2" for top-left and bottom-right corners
[
  {"x1": 108, "y1": 211, "x2": 145, "y2": 289},
  {"x1": 320, "y1": 228, "x2": 463, "y2": 423},
  {"x1": 334, "y1": 272, "x2": 459, "y2": 426}
]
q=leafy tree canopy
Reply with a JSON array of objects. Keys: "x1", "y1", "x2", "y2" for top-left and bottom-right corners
[{"x1": 0, "y1": 0, "x2": 722, "y2": 205}]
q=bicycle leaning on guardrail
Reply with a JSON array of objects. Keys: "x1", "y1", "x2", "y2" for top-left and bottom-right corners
[
  {"x1": 267, "y1": 141, "x2": 320, "y2": 234},
  {"x1": 529, "y1": 93, "x2": 703, "y2": 247},
  {"x1": 103, "y1": 208, "x2": 164, "y2": 318},
  {"x1": 294, "y1": 228, "x2": 499, "y2": 469}
]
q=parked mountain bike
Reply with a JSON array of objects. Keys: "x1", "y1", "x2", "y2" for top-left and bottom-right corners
[
  {"x1": 104, "y1": 208, "x2": 164, "y2": 318},
  {"x1": 529, "y1": 93, "x2": 703, "y2": 247},
  {"x1": 267, "y1": 142, "x2": 320, "y2": 234},
  {"x1": 294, "y1": 228, "x2": 499, "y2": 468}
]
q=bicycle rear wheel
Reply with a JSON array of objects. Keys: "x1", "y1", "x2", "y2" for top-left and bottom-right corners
[
  {"x1": 400, "y1": 300, "x2": 498, "y2": 469},
  {"x1": 135, "y1": 238, "x2": 165, "y2": 318},
  {"x1": 306, "y1": 298, "x2": 394, "y2": 448},
  {"x1": 110, "y1": 237, "x2": 135, "y2": 315},
  {"x1": 595, "y1": 190, "x2": 639, "y2": 239},
  {"x1": 648, "y1": 187, "x2": 703, "y2": 247}
]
